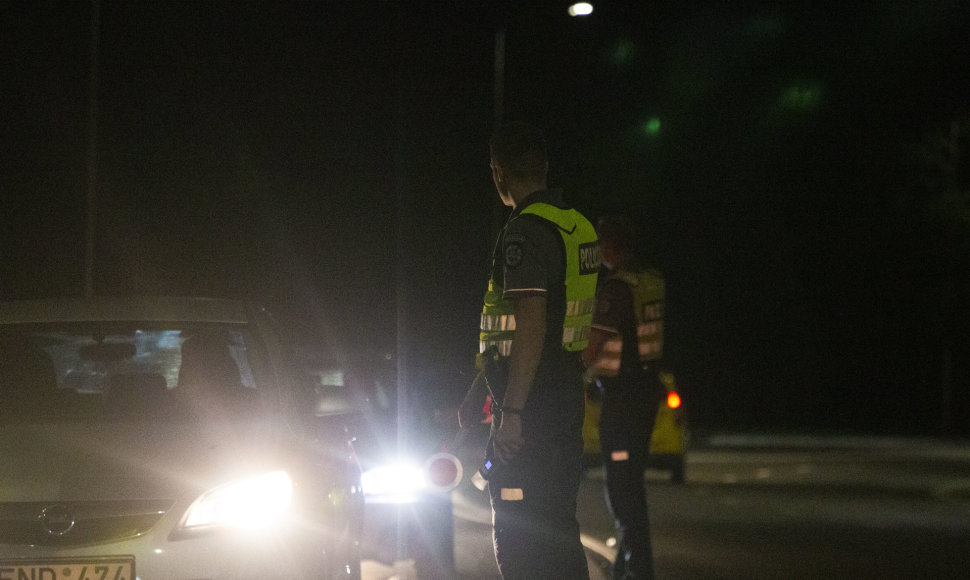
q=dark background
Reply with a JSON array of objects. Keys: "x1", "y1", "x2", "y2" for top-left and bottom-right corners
[{"x1": 2, "y1": 1, "x2": 969, "y2": 435}]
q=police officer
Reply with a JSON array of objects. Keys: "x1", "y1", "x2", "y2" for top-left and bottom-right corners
[
  {"x1": 461, "y1": 121, "x2": 599, "y2": 579},
  {"x1": 582, "y1": 215, "x2": 666, "y2": 580}
]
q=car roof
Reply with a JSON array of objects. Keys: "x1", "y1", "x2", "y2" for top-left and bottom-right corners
[{"x1": 0, "y1": 297, "x2": 254, "y2": 325}]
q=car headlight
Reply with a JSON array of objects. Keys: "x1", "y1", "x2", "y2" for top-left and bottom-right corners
[
  {"x1": 361, "y1": 461, "x2": 425, "y2": 504},
  {"x1": 361, "y1": 453, "x2": 462, "y2": 504},
  {"x1": 179, "y1": 471, "x2": 293, "y2": 532}
]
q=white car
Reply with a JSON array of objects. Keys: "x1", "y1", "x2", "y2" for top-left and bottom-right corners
[{"x1": 0, "y1": 297, "x2": 363, "y2": 580}]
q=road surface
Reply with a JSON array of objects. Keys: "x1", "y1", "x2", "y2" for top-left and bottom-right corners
[{"x1": 365, "y1": 434, "x2": 970, "y2": 579}]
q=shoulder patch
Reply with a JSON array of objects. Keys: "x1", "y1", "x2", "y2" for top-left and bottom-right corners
[{"x1": 504, "y1": 240, "x2": 524, "y2": 269}]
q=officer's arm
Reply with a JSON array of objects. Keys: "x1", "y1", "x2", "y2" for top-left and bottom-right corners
[
  {"x1": 503, "y1": 295, "x2": 546, "y2": 413},
  {"x1": 583, "y1": 278, "x2": 624, "y2": 372},
  {"x1": 581, "y1": 327, "x2": 612, "y2": 369}
]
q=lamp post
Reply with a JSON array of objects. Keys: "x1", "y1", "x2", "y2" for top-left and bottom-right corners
[
  {"x1": 84, "y1": 0, "x2": 101, "y2": 297},
  {"x1": 494, "y1": 3, "x2": 593, "y2": 125},
  {"x1": 489, "y1": 5, "x2": 593, "y2": 237},
  {"x1": 493, "y1": 26, "x2": 505, "y2": 129},
  {"x1": 490, "y1": 26, "x2": 507, "y2": 239}
]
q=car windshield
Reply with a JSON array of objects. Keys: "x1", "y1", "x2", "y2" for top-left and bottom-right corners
[{"x1": 0, "y1": 323, "x2": 268, "y2": 423}]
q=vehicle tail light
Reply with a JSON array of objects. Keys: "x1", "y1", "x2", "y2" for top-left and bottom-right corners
[
  {"x1": 666, "y1": 391, "x2": 681, "y2": 409},
  {"x1": 425, "y1": 452, "x2": 463, "y2": 492}
]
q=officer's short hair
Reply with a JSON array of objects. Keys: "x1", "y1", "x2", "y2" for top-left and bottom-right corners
[
  {"x1": 597, "y1": 215, "x2": 635, "y2": 252},
  {"x1": 489, "y1": 121, "x2": 548, "y2": 180}
]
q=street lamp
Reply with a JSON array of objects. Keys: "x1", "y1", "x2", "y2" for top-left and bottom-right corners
[
  {"x1": 85, "y1": 0, "x2": 102, "y2": 297},
  {"x1": 493, "y1": 27, "x2": 505, "y2": 128},
  {"x1": 489, "y1": 26, "x2": 507, "y2": 239},
  {"x1": 496, "y1": 3, "x2": 594, "y2": 126},
  {"x1": 491, "y1": 5, "x2": 594, "y2": 235}
]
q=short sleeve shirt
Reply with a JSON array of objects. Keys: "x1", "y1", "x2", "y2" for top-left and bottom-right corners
[
  {"x1": 500, "y1": 190, "x2": 567, "y2": 301},
  {"x1": 592, "y1": 273, "x2": 641, "y2": 375},
  {"x1": 591, "y1": 277, "x2": 634, "y2": 337},
  {"x1": 492, "y1": 189, "x2": 581, "y2": 431}
]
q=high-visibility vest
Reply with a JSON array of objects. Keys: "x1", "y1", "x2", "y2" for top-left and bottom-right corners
[
  {"x1": 479, "y1": 203, "x2": 600, "y2": 358},
  {"x1": 591, "y1": 269, "x2": 665, "y2": 377}
]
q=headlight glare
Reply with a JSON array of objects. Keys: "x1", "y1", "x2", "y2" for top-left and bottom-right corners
[
  {"x1": 361, "y1": 461, "x2": 425, "y2": 504},
  {"x1": 182, "y1": 471, "x2": 293, "y2": 531},
  {"x1": 361, "y1": 453, "x2": 463, "y2": 503}
]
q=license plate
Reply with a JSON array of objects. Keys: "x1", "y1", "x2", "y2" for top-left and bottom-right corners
[{"x1": 0, "y1": 558, "x2": 134, "y2": 580}]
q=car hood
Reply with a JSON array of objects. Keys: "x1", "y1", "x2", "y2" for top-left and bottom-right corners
[{"x1": 0, "y1": 420, "x2": 287, "y2": 502}]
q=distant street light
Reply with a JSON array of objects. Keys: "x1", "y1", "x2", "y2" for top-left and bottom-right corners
[
  {"x1": 568, "y1": 3, "x2": 594, "y2": 17},
  {"x1": 491, "y1": 5, "x2": 593, "y2": 235}
]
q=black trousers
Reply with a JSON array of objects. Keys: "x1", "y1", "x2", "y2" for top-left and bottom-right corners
[
  {"x1": 599, "y1": 373, "x2": 664, "y2": 580},
  {"x1": 486, "y1": 390, "x2": 589, "y2": 579}
]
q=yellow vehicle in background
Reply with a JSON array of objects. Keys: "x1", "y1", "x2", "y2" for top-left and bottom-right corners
[{"x1": 583, "y1": 370, "x2": 688, "y2": 483}]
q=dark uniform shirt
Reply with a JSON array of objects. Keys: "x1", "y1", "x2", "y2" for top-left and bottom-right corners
[
  {"x1": 589, "y1": 269, "x2": 663, "y2": 580},
  {"x1": 500, "y1": 189, "x2": 567, "y2": 337},
  {"x1": 485, "y1": 189, "x2": 591, "y2": 580},
  {"x1": 492, "y1": 188, "x2": 583, "y2": 431},
  {"x1": 591, "y1": 274, "x2": 644, "y2": 378}
]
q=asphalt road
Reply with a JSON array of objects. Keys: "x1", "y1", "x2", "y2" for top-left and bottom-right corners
[
  {"x1": 365, "y1": 434, "x2": 970, "y2": 579},
  {"x1": 643, "y1": 435, "x2": 970, "y2": 579}
]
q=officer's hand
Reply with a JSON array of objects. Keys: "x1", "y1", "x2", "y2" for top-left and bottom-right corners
[{"x1": 494, "y1": 412, "x2": 524, "y2": 464}]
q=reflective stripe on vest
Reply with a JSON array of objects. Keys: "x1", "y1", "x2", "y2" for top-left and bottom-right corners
[
  {"x1": 479, "y1": 202, "x2": 600, "y2": 355},
  {"x1": 591, "y1": 269, "x2": 665, "y2": 377}
]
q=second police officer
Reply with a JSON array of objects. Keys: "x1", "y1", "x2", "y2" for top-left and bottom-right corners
[{"x1": 582, "y1": 215, "x2": 667, "y2": 580}]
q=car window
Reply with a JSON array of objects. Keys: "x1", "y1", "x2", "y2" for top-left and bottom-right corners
[{"x1": 0, "y1": 324, "x2": 266, "y2": 423}]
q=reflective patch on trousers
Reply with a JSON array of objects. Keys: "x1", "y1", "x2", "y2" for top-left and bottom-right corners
[
  {"x1": 611, "y1": 450, "x2": 630, "y2": 461},
  {"x1": 501, "y1": 488, "x2": 524, "y2": 501}
]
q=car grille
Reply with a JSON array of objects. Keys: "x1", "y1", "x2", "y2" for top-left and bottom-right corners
[{"x1": 0, "y1": 500, "x2": 173, "y2": 547}]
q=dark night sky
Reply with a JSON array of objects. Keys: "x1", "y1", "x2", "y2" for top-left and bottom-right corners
[{"x1": 2, "y1": 1, "x2": 969, "y2": 435}]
